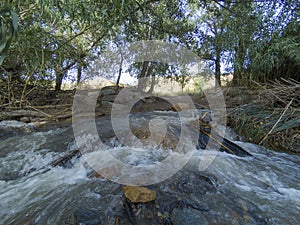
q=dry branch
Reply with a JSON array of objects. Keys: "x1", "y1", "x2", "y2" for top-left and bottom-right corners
[{"x1": 258, "y1": 99, "x2": 293, "y2": 145}]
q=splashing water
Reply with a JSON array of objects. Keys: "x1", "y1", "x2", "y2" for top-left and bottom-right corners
[{"x1": 0, "y1": 113, "x2": 299, "y2": 224}]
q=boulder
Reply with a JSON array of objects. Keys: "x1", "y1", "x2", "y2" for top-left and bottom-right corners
[
  {"x1": 171, "y1": 103, "x2": 192, "y2": 112},
  {"x1": 101, "y1": 94, "x2": 117, "y2": 102},
  {"x1": 100, "y1": 86, "x2": 118, "y2": 96}
]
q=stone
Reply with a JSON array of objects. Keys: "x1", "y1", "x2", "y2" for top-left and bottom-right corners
[
  {"x1": 101, "y1": 94, "x2": 116, "y2": 102},
  {"x1": 170, "y1": 207, "x2": 209, "y2": 225},
  {"x1": 74, "y1": 208, "x2": 103, "y2": 225},
  {"x1": 100, "y1": 100, "x2": 113, "y2": 107},
  {"x1": 16, "y1": 220, "x2": 33, "y2": 225},
  {"x1": 144, "y1": 97, "x2": 155, "y2": 104},
  {"x1": 171, "y1": 103, "x2": 191, "y2": 112},
  {"x1": 20, "y1": 116, "x2": 31, "y2": 123},
  {"x1": 123, "y1": 186, "x2": 156, "y2": 203},
  {"x1": 0, "y1": 120, "x2": 36, "y2": 133},
  {"x1": 100, "y1": 86, "x2": 117, "y2": 96}
]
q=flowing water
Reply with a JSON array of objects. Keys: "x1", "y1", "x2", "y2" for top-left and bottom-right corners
[{"x1": 0, "y1": 112, "x2": 299, "y2": 225}]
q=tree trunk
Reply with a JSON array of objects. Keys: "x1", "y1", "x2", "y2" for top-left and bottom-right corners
[
  {"x1": 116, "y1": 57, "x2": 123, "y2": 87},
  {"x1": 232, "y1": 39, "x2": 245, "y2": 86},
  {"x1": 76, "y1": 64, "x2": 82, "y2": 86},
  {"x1": 137, "y1": 61, "x2": 156, "y2": 94},
  {"x1": 215, "y1": 49, "x2": 221, "y2": 87},
  {"x1": 55, "y1": 61, "x2": 76, "y2": 92},
  {"x1": 146, "y1": 74, "x2": 155, "y2": 95},
  {"x1": 55, "y1": 62, "x2": 63, "y2": 92},
  {"x1": 137, "y1": 61, "x2": 150, "y2": 91},
  {"x1": 55, "y1": 72, "x2": 64, "y2": 92}
]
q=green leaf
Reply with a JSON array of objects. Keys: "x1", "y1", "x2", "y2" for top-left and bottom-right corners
[
  {"x1": 0, "y1": 41, "x2": 7, "y2": 53},
  {"x1": 0, "y1": 23, "x2": 7, "y2": 52},
  {"x1": 10, "y1": 10, "x2": 19, "y2": 34},
  {"x1": 0, "y1": 8, "x2": 18, "y2": 65}
]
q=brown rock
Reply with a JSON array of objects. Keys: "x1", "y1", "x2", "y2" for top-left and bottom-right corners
[
  {"x1": 20, "y1": 116, "x2": 31, "y2": 123},
  {"x1": 171, "y1": 103, "x2": 191, "y2": 112},
  {"x1": 123, "y1": 186, "x2": 156, "y2": 203}
]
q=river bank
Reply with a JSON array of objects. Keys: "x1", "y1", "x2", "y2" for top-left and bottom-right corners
[
  {"x1": 0, "y1": 82, "x2": 299, "y2": 224},
  {"x1": 225, "y1": 79, "x2": 300, "y2": 153},
  {"x1": 1, "y1": 80, "x2": 299, "y2": 154}
]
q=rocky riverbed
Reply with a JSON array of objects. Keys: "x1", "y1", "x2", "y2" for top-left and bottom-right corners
[{"x1": 0, "y1": 111, "x2": 300, "y2": 224}]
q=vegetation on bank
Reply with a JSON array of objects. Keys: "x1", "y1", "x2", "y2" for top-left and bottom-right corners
[
  {"x1": 228, "y1": 79, "x2": 300, "y2": 153},
  {"x1": 0, "y1": 1, "x2": 299, "y2": 152},
  {"x1": 0, "y1": 1, "x2": 299, "y2": 103}
]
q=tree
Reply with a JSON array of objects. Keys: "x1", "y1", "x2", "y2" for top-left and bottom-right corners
[
  {"x1": 175, "y1": 66, "x2": 191, "y2": 92},
  {"x1": 0, "y1": 7, "x2": 18, "y2": 65},
  {"x1": 248, "y1": 1, "x2": 300, "y2": 82},
  {"x1": 122, "y1": 0, "x2": 193, "y2": 92},
  {"x1": 192, "y1": 1, "x2": 230, "y2": 86},
  {"x1": 1, "y1": 0, "x2": 299, "y2": 106}
]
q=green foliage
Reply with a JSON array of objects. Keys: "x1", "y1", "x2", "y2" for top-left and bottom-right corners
[
  {"x1": 0, "y1": 0, "x2": 299, "y2": 104},
  {"x1": 0, "y1": 7, "x2": 18, "y2": 65},
  {"x1": 230, "y1": 101, "x2": 300, "y2": 152},
  {"x1": 251, "y1": 19, "x2": 300, "y2": 81},
  {"x1": 174, "y1": 66, "x2": 191, "y2": 92}
]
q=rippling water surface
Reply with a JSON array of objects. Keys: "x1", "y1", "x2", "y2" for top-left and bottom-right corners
[{"x1": 0, "y1": 113, "x2": 299, "y2": 224}]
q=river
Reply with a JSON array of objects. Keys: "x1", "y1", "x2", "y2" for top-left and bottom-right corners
[{"x1": 0, "y1": 111, "x2": 299, "y2": 225}]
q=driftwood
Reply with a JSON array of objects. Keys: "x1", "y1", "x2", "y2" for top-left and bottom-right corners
[
  {"x1": 4, "y1": 104, "x2": 71, "y2": 110},
  {"x1": 0, "y1": 104, "x2": 72, "y2": 122},
  {"x1": 50, "y1": 149, "x2": 81, "y2": 167},
  {"x1": 254, "y1": 78, "x2": 300, "y2": 108},
  {"x1": 0, "y1": 109, "x2": 44, "y2": 120},
  {"x1": 21, "y1": 149, "x2": 81, "y2": 177},
  {"x1": 30, "y1": 104, "x2": 72, "y2": 109},
  {"x1": 190, "y1": 119, "x2": 252, "y2": 157}
]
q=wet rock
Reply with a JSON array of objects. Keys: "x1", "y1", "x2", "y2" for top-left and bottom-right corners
[
  {"x1": 170, "y1": 207, "x2": 209, "y2": 225},
  {"x1": 74, "y1": 208, "x2": 103, "y2": 225},
  {"x1": 95, "y1": 101, "x2": 113, "y2": 116},
  {"x1": 123, "y1": 197, "x2": 160, "y2": 225},
  {"x1": 0, "y1": 127, "x2": 14, "y2": 141},
  {"x1": 16, "y1": 220, "x2": 33, "y2": 225},
  {"x1": 0, "y1": 120, "x2": 37, "y2": 140},
  {"x1": 124, "y1": 186, "x2": 156, "y2": 203},
  {"x1": 129, "y1": 118, "x2": 181, "y2": 150},
  {"x1": 99, "y1": 101, "x2": 113, "y2": 110},
  {"x1": 131, "y1": 98, "x2": 173, "y2": 113},
  {"x1": 112, "y1": 87, "x2": 142, "y2": 105}
]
